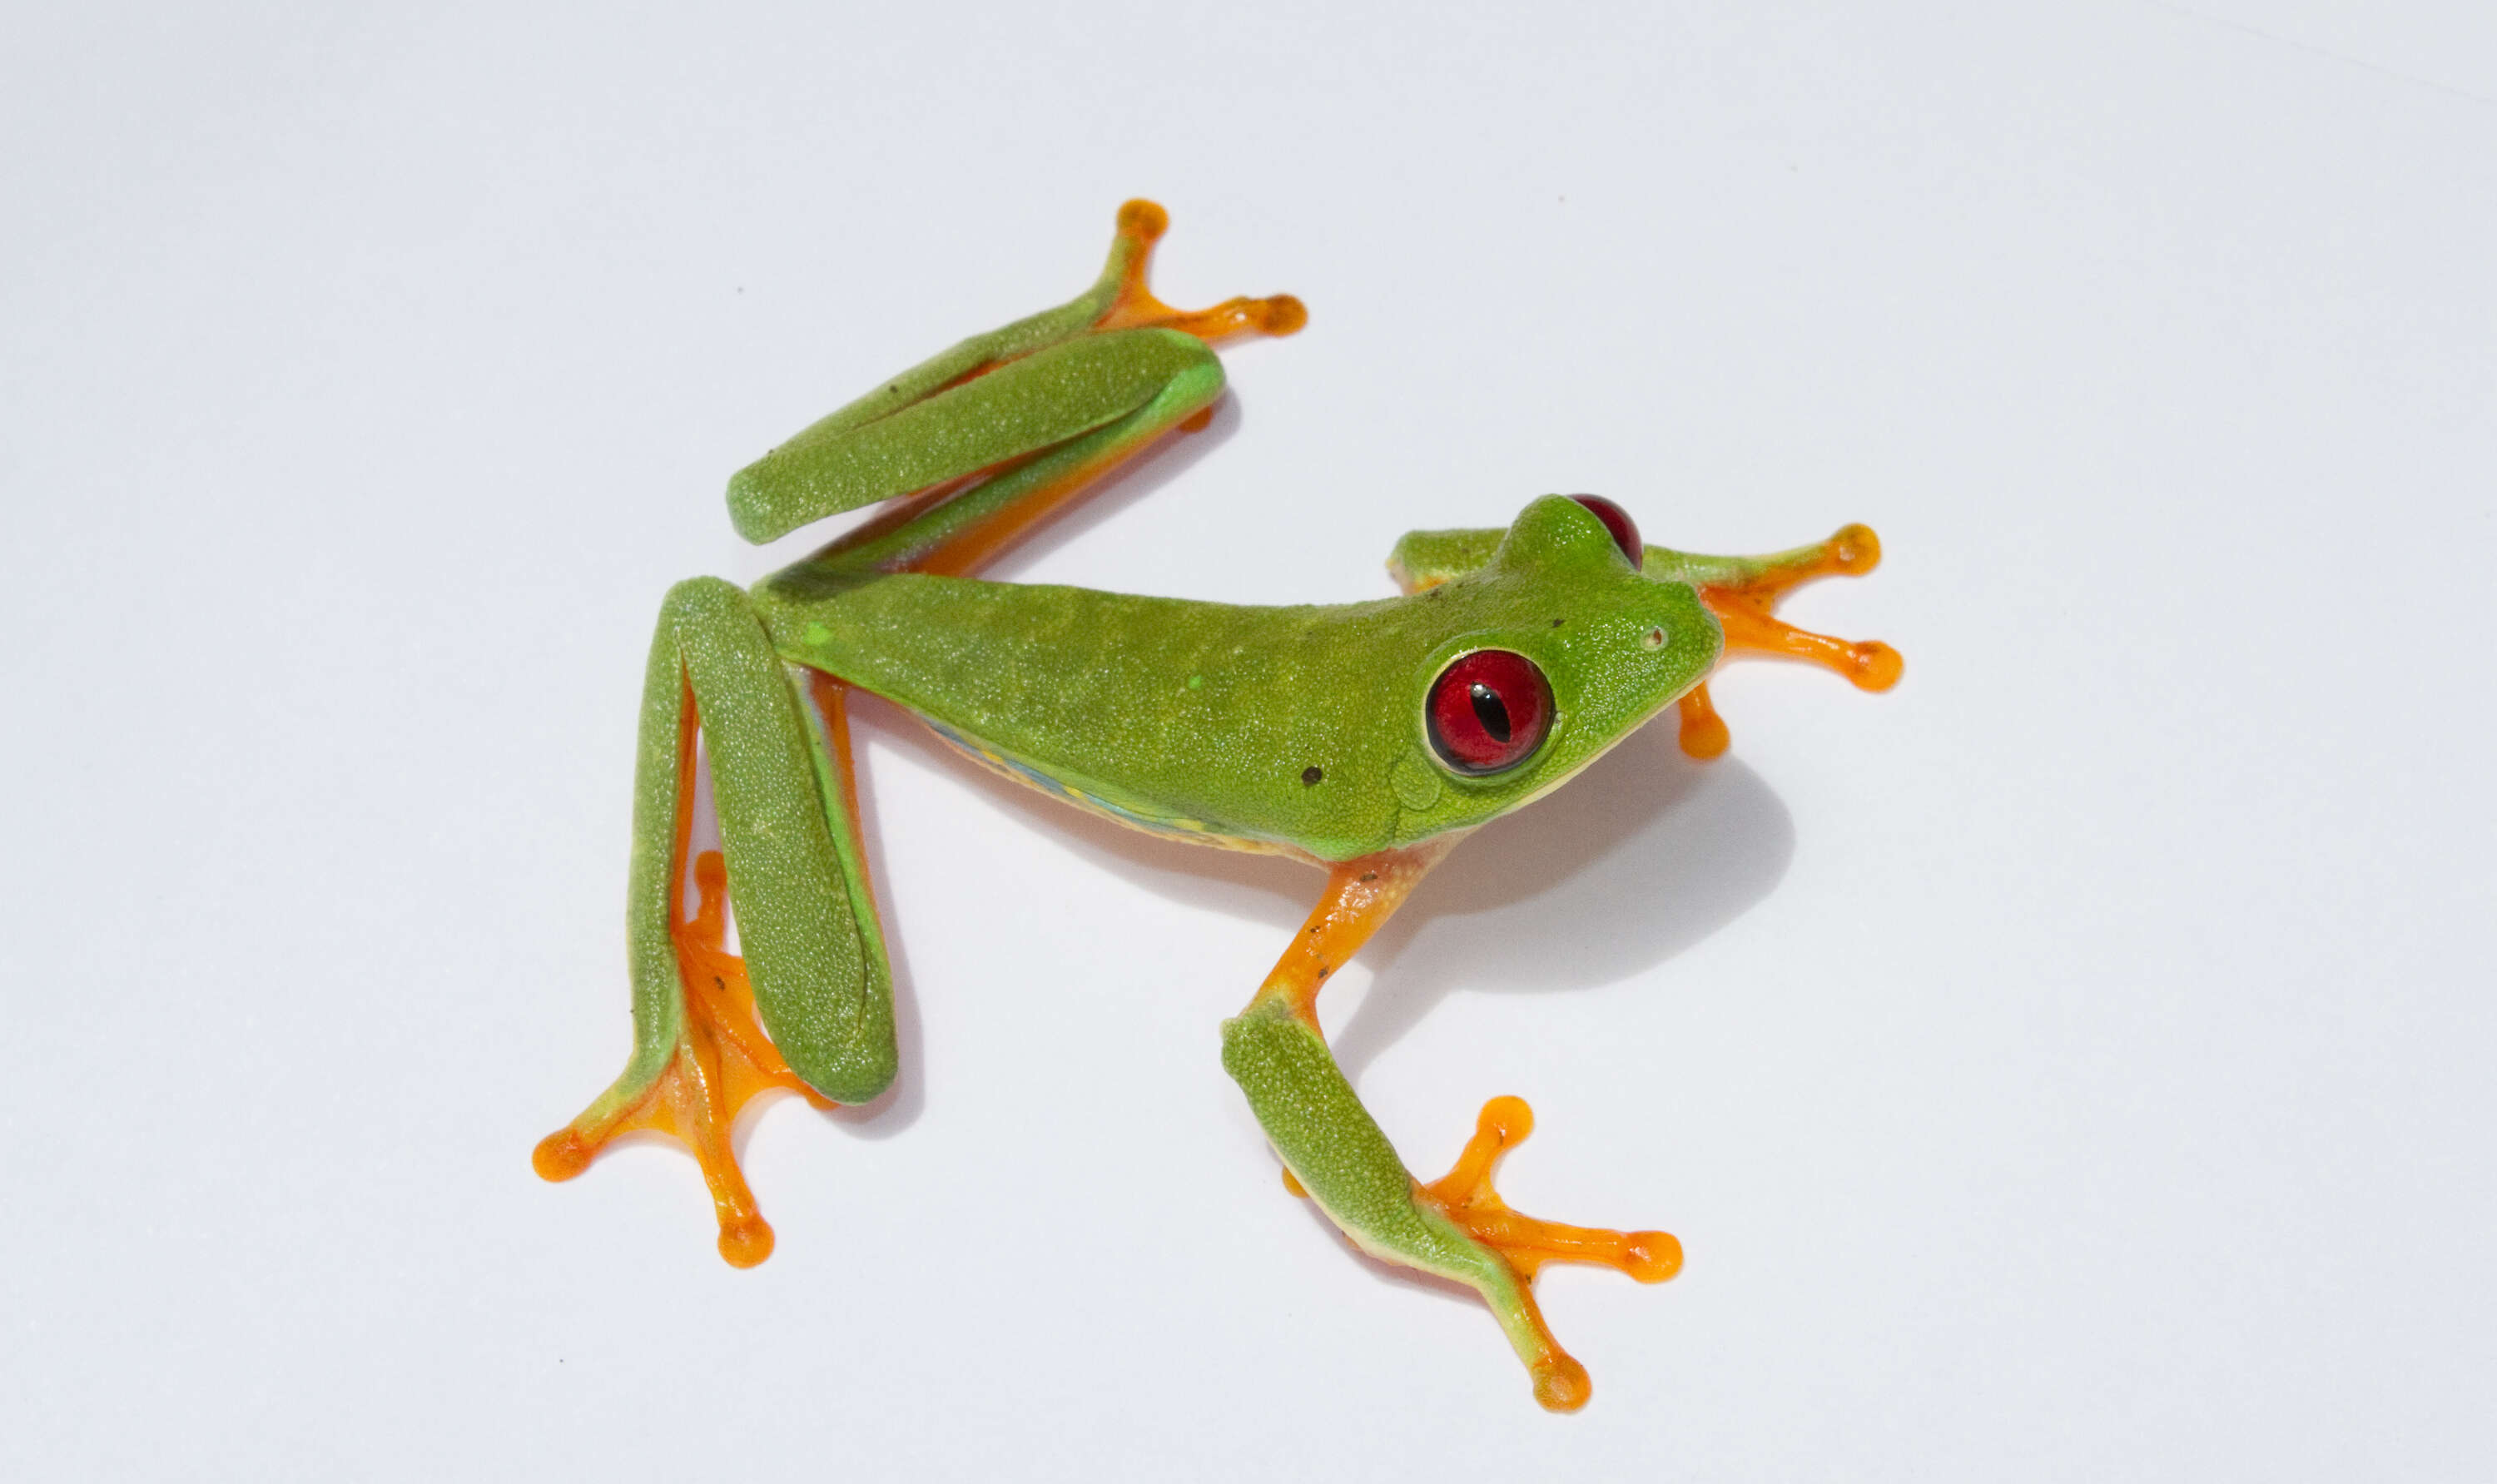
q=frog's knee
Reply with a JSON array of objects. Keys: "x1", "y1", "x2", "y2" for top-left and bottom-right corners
[
  {"x1": 663, "y1": 574, "x2": 742, "y2": 613},
  {"x1": 659, "y1": 575, "x2": 757, "y2": 636}
]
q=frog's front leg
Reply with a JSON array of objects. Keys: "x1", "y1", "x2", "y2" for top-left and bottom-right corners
[
  {"x1": 534, "y1": 578, "x2": 893, "y2": 1266},
  {"x1": 1222, "y1": 846, "x2": 1681, "y2": 1412}
]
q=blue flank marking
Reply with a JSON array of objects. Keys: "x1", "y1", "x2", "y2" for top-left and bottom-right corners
[{"x1": 920, "y1": 718, "x2": 1214, "y2": 841}]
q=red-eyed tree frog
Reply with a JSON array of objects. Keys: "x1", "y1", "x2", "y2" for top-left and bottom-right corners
[{"x1": 534, "y1": 201, "x2": 1901, "y2": 1412}]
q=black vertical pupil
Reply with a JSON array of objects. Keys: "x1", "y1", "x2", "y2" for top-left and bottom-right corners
[{"x1": 1468, "y1": 682, "x2": 1512, "y2": 742}]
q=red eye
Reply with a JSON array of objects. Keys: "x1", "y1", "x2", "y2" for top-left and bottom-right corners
[
  {"x1": 1568, "y1": 494, "x2": 1642, "y2": 566},
  {"x1": 1426, "y1": 650, "x2": 1553, "y2": 775}
]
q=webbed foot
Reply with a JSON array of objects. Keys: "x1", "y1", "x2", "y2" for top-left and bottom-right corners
[
  {"x1": 534, "y1": 850, "x2": 834, "y2": 1268},
  {"x1": 1421, "y1": 1096, "x2": 1682, "y2": 1285},
  {"x1": 1422, "y1": 1096, "x2": 1679, "y2": 1410},
  {"x1": 1273, "y1": 1089, "x2": 1680, "y2": 1412},
  {"x1": 1093, "y1": 198, "x2": 1308, "y2": 342}
]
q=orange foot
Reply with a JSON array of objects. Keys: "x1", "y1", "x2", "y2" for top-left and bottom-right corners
[
  {"x1": 1422, "y1": 1096, "x2": 1681, "y2": 1412},
  {"x1": 1093, "y1": 198, "x2": 1308, "y2": 342},
  {"x1": 1679, "y1": 523, "x2": 1903, "y2": 759},
  {"x1": 532, "y1": 850, "x2": 833, "y2": 1268}
]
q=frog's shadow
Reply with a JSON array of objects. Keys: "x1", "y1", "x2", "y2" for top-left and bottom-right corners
[
  {"x1": 754, "y1": 395, "x2": 1795, "y2": 1323},
  {"x1": 850, "y1": 697, "x2": 1795, "y2": 1083},
  {"x1": 793, "y1": 398, "x2": 1790, "y2": 1139}
]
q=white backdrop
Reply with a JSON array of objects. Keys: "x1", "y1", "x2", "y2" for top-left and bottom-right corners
[{"x1": 6, "y1": 3, "x2": 2493, "y2": 1479}]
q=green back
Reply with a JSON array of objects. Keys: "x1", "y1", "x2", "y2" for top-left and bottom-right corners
[{"x1": 754, "y1": 496, "x2": 1721, "y2": 861}]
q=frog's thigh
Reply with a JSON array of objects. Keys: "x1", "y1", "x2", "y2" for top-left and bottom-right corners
[{"x1": 728, "y1": 327, "x2": 1221, "y2": 543}]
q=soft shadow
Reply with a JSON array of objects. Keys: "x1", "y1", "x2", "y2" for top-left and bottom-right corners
[
  {"x1": 847, "y1": 693, "x2": 1793, "y2": 1083},
  {"x1": 1334, "y1": 727, "x2": 1794, "y2": 1078}
]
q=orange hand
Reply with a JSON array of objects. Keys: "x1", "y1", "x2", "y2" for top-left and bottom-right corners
[{"x1": 1680, "y1": 522, "x2": 1901, "y2": 758}]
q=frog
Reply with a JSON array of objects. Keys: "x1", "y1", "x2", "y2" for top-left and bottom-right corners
[{"x1": 533, "y1": 200, "x2": 1902, "y2": 1412}]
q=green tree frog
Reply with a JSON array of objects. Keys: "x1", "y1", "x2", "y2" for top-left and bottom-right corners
[{"x1": 534, "y1": 201, "x2": 1901, "y2": 1412}]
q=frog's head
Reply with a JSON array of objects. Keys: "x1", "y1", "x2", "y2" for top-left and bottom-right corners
[{"x1": 1383, "y1": 494, "x2": 1721, "y2": 840}]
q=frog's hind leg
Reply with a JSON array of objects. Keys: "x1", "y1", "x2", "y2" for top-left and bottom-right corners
[
  {"x1": 727, "y1": 198, "x2": 1304, "y2": 558},
  {"x1": 535, "y1": 578, "x2": 893, "y2": 1267},
  {"x1": 1222, "y1": 846, "x2": 1682, "y2": 1412},
  {"x1": 1648, "y1": 524, "x2": 1903, "y2": 759},
  {"x1": 803, "y1": 326, "x2": 1234, "y2": 580}
]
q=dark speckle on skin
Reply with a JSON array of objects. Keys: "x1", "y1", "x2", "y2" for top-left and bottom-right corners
[
  {"x1": 1302, "y1": 766, "x2": 1323, "y2": 786},
  {"x1": 1551, "y1": 618, "x2": 1564, "y2": 627},
  {"x1": 1317, "y1": 965, "x2": 1330, "y2": 980},
  {"x1": 1359, "y1": 871, "x2": 1377, "y2": 883}
]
